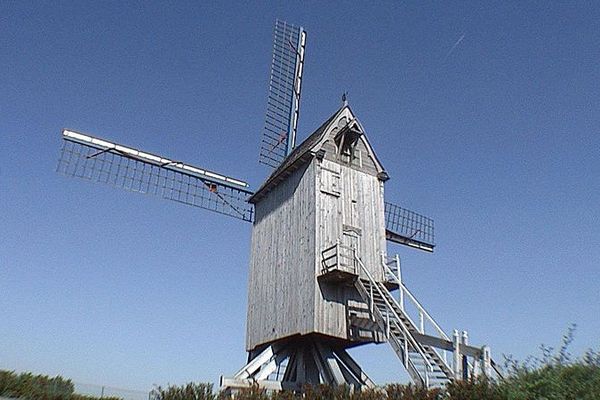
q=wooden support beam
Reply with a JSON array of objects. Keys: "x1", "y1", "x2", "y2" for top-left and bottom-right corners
[
  {"x1": 385, "y1": 230, "x2": 434, "y2": 252},
  {"x1": 333, "y1": 348, "x2": 376, "y2": 388}
]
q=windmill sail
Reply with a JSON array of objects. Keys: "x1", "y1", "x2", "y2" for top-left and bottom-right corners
[
  {"x1": 384, "y1": 202, "x2": 435, "y2": 252},
  {"x1": 58, "y1": 130, "x2": 254, "y2": 222},
  {"x1": 259, "y1": 19, "x2": 306, "y2": 168}
]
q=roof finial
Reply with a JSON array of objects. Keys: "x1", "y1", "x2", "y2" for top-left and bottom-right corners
[{"x1": 341, "y1": 92, "x2": 348, "y2": 107}]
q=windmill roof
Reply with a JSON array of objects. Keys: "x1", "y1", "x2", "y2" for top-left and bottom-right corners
[{"x1": 249, "y1": 107, "x2": 344, "y2": 203}]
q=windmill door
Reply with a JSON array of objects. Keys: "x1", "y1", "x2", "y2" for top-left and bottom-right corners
[
  {"x1": 341, "y1": 169, "x2": 363, "y2": 275},
  {"x1": 341, "y1": 229, "x2": 359, "y2": 274}
]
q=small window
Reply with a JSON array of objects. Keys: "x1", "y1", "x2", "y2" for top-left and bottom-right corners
[
  {"x1": 320, "y1": 166, "x2": 341, "y2": 197},
  {"x1": 340, "y1": 146, "x2": 352, "y2": 164},
  {"x1": 340, "y1": 146, "x2": 361, "y2": 168},
  {"x1": 353, "y1": 148, "x2": 362, "y2": 168}
]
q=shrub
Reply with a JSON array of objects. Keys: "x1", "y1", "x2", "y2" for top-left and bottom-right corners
[
  {"x1": 498, "y1": 363, "x2": 600, "y2": 400},
  {"x1": 0, "y1": 370, "x2": 74, "y2": 399},
  {"x1": 72, "y1": 395, "x2": 121, "y2": 400},
  {"x1": 269, "y1": 389, "x2": 299, "y2": 400},
  {"x1": 385, "y1": 383, "x2": 440, "y2": 400},
  {"x1": 150, "y1": 382, "x2": 215, "y2": 400},
  {"x1": 349, "y1": 387, "x2": 385, "y2": 400},
  {"x1": 0, "y1": 369, "x2": 121, "y2": 400},
  {"x1": 445, "y1": 378, "x2": 503, "y2": 400},
  {"x1": 301, "y1": 384, "x2": 351, "y2": 400},
  {"x1": 498, "y1": 324, "x2": 600, "y2": 400}
]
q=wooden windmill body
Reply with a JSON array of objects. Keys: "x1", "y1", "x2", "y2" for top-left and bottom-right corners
[
  {"x1": 57, "y1": 20, "x2": 501, "y2": 392},
  {"x1": 247, "y1": 105, "x2": 385, "y2": 351}
]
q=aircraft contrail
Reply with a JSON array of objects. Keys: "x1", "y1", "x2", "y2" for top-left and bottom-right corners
[{"x1": 445, "y1": 34, "x2": 465, "y2": 59}]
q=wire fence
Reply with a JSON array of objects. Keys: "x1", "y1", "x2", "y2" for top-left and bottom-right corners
[{"x1": 74, "y1": 382, "x2": 150, "y2": 400}]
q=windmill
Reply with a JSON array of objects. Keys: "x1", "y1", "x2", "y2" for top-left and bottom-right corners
[{"x1": 57, "y1": 20, "x2": 501, "y2": 391}]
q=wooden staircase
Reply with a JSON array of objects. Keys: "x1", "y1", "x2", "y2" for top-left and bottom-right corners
[
  {"x1": 355, "y1": 275, "x2": 453, "y2": 388},
  {"x1": 319, "y1": 241, "x2": 501, "y2": 388}
]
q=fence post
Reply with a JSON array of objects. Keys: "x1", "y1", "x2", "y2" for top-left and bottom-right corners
[
  {"x1": 461, "y1": 331, "x2": 469, "y2": 380},
  {"x1": 369, "y1": 282, "x2": 374, "y2": 315},
  {"x1": 482, "y1": 345, "x2": 492, "y2": 378},
  {"x1": 395, "y1": 254, "x2": 402, "y2": 285},
  {"x1": 453, "y1": 329, "x2": 462, "y2": 379}
]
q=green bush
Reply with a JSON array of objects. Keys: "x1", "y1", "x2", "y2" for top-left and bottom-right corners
[
  {"x1": 301, "y1": 384, "x2": 351, "y2": 400},
  {"x1": 0, "y1": 369, "x2": 120, "y2": 400},
  {"x1": 269, "y1": 387, "x2": 299, "y2": 400},
  {"x1": 150, "y1": 382, "x2": 215, "y2": 400},
  {"x1": 385, "y1": 383, "x2": 440, "y2": 400},
  {"x1": 445, "y1": 378, "x2": 503, "y2": 400},
  {"x1": 0, "y1": 370, "x2": 73, "y2": 399},
  {"x1": 498, "y1": 324, "x2": 600, "y2": 400},
  {"x1": 231, "y1": 384, "x2": 270, "y2": 400},
  {"x1": 71, "y1": 395, "x2": 121, "y2": 400},
  {"x1": 348, "y1": 387, "x2": 385, "y2": 400},
  {"x1": 499, "y1": 362, "x2": 600, "y2": 400}
]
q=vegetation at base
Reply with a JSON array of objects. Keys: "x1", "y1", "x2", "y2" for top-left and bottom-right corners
[
  {"x1": 0, "y1": 370, "x2": 120, "y2": 400},
  {"x1": 150, "y1": 326, "x2": 600, "y2": 400},
  {"x1": 494, "y1": 324, "x2": 600, "y2": 400},
  {"x1": 385, "y1": 384, "x2": 440, "y2": 400},
  {"x1": 4, "y1": 327, "x2": 599, "y2": 399},
  {"x1": 150, "y1": 382, "x2": 216, "y2": 400}
]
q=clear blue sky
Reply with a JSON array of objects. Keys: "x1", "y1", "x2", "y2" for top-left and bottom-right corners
[{"x1": 1, "y1": 0, "x2": 599, "y2": 392}]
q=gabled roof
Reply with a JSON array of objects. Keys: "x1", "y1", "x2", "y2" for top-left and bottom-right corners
[{"x1": 249, "y1": 105, "x2": 386, "y2": 203}]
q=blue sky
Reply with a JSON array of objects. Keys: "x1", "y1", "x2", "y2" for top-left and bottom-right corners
[{"x1": 1, "y1": 0, "x2": 599, "y2": 391}]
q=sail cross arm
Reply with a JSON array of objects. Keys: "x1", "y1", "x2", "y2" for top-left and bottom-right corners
[
  {"x1": 384, "y1": 202, "x2": 435, "y2": 252},
  {"x1": 58, "y1": 129, "x2": 254, "y2": 222}
]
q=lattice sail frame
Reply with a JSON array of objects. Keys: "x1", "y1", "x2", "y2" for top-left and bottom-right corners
[
  {"x1": 259, "y1": 19, "x2": 307, "y2": 168},
  {"x1": 58, "y1": 130, "x2": 254, "y2": 222},
  {"x1": 384, "y1": 202, "x2": 435, "y2": 252}
]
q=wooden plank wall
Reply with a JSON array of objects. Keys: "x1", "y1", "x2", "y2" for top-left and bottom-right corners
[
  {"x1": 246, "y1": 163, "x2": 317, "y2": 351},
  {"x1": 246, "y1": 109, "x2": 388, "y2": 349},
  {"x1": 313, "y1": 137, "x2": 387, "y2": 341}
]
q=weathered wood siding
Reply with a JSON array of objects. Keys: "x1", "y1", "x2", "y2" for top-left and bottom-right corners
[
  {"x1": 313, "y1": 153, "x2": 386, "y2": 340},
  {"x1": 246, "y1": 106, "x2": 388, "y2": 350},
  {"x1": 246, "y1": 163, "x2": 317, "y2": 351}
]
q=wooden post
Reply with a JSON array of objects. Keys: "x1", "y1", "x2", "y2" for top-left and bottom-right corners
[
  {"x1": 385, "y1": 311, "x2": 390, "y2": 339},
  {"x1": 399, "y1": 287, "x2": 405, "y2": 311},
  {"x1": 482, "y1": 345, "x2": 492, "y2": 378},
  {"x1": 369, "y1": 283, "x2": 374, "y2": 315},
  {"x1": 403, "y1": 333, "x2": 409, "y2": 368},
  {"x1": 461, "y1": 331, "x2": 469, "y2": 380},
  {"x1": 335, "y1": 238, "x2": 340, "y2": 270},
  {"x1": 453, "y1": 329, "x2": 462, "y2": 379},
  {"x1": 396, "y1": 255, "x2": 404, "y2": 310}
]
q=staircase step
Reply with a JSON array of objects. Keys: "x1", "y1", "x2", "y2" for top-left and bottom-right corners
[{"x1": 355, "y1": 277, "x2": 453, "y2": 387}]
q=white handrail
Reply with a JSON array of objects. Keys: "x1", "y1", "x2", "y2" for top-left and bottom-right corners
[
  {"x1": 354, "y1": 254, "x2": 435, "y2": 375},
  {"x1": 379, "y1": 257, "x2": 454, "y2": 379},
  {"x1": 381, "y1": 260, "x2": 450, "y2": 341},
  {"x1": 402, "y1": 284, "x2": 450, "y2": 341}
]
